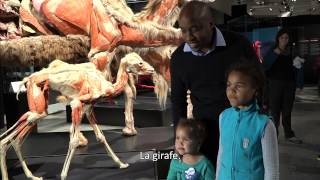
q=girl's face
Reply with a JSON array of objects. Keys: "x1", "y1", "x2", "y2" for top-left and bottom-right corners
[
  {"x1": 278, "y1": 33, "x2": 289, "y2": 49},
  {"x1": 226, "y1": 71, "x2": 257, "y2": 109},
  {"x1": 175, "y1": 127, "x2": 197, "y2": 155}
]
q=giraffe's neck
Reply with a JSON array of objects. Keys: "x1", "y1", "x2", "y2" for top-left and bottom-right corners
[
  {"x1": 137, "y1": 0, "x2": 180, "y2": 26},
  {"x1": 112, "y1": 63, "x2": 129, "y2": 96}
]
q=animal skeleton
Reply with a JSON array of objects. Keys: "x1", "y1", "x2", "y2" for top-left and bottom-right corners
[
  {"x1": 1, "y1": 0, "x2": 184, "y2": 135},
  {"x1": 0, "y1": 0, "x2": 195, "y2": 135},
  {"x1": 0, "y1": 52, "x2": 155, "y2": 180}
]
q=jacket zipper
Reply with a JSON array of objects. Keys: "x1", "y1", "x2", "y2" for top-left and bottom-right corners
[{"x1": 232, "y1": 111, "x2": 241, "y2": 180}]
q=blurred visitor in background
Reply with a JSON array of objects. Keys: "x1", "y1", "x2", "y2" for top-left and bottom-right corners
[{"x1": 263, "y1": 28, "x2": 302, "y2": 144}]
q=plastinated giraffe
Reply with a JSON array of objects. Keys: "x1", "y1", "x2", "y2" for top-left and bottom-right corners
[
  {"x1": 0, "y1": 52, "x2": 154, "y2": 180},
  {"x1": 18, "y1": 0, "x2": 182, "y2": 70}
]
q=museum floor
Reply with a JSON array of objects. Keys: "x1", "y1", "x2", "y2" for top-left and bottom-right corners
[{"x1": 1, "y1": 86, "x2": 320, "y2": 180}]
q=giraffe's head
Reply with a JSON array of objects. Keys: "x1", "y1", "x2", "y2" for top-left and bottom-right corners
[{"x1": 122, "y1": 52, "x2": 155, "y2": 75}]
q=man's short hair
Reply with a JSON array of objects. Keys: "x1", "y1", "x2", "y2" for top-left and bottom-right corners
[{"x1": 179, "y1": 1, "x2": 215, "y2": 22}]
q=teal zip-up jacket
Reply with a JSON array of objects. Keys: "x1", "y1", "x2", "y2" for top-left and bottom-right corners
[{"x1": 217, "y1": 103, "x2": 269, "y2": 180}]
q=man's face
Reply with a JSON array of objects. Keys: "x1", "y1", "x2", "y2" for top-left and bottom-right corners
[{"x1": 178, "y1": 15, "x2": 214, "y2": 52}]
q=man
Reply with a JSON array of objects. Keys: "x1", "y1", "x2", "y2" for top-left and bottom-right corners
[{"x1": 170, "y1": 1, "x2": 259, "y2": 165}]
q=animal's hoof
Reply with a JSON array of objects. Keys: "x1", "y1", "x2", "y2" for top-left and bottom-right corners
[
  {"x1": 78, "y1": 140, "x2": 88, "y2": 147},
  {"x1": 31, "y1": 176, "x2": 42, "y2": 180},
  {"x1": 78, "y1": 133, "x2": 88, "y2": 147},
  {"x1": 120, "y1": 163, "x2": 129, "y2": 169},
  {"x1": 122, "y1": 127, "x2": 137, "y2": 136}
]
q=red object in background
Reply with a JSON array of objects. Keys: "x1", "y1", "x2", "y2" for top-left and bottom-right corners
[
  {"x1": 136, "y1": 75, "x2": 155, "y2": 89},
  {"x1": 253, "y1": 40, "x2": 263, "y2": 63}
]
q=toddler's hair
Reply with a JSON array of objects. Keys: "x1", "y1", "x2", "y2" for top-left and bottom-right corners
[{"x1": 177, "y1": 118, "x2": 207, "y2": 145}]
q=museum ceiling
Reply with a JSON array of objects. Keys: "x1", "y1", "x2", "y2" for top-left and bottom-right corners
[{"x1": 233, "y1": 0, "x2": 320, "y2": 17}]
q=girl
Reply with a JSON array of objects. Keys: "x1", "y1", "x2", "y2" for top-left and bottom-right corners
[
  {"x1": 167, "y1": 118, "x2": 215, "y2": 180},
  {"x1": 216, "y1": 61, "x2": 279, "y2": 180}
]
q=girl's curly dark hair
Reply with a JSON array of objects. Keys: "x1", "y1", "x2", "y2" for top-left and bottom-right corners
[{"x1": 226, "y1": 59, "x2": 266, "y2": 113}]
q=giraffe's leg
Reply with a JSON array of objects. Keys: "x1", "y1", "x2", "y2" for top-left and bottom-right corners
[
  {"x1": 71, "y1": 83, "x2": 97, "y2": 148},
  {"x1": 86, "y1": 109, "x2": 129, "y2": 168},
  {"x1": 119, "y1": 24, "x2": 182, "y2": 47},
  {"x1": 0, "y1": 143, "x2": 10, "y2": 180},
  {"x1": 0, "y1": 111, "x2": 44, "y2": 180},
  {"x1": 0, "y1": 74, "x2": 49, "y2": 180},
  {"x1": 11, "y1": 124, "x2": 42, "y2": 180},
  {"x1": 77, "y1": 107, "x2": 88, "y2": 147},
  {"x1": 61, "y1": 99, "x2": 83, "y2": 180},
  {"x1": 78, "y1": 131, "x2": 88, "y2": 147},
  {"x1": 0, "y1": 127, "x2": 20, "y2": 180},
  {"x1": 186, "y1": 90, "x2": 193, "y2": 119},
  {"x1": 88, "y1": 0, "x2": 122, "y2": 58},
  {"x1": 0, "y1": 120, "x2": 29, "y2": 180},
  {"x1": 61, "y1": 124, "x2": 79, "y2": 180},
  {"x1": 122, "y1": 83, "x2": 137, "y2": 136},
  {"x1": 26, "y1": 112, "x2": 47, "y2": 125},
  {"x1": 0, "y1": 112, "x2": 30, "y2": 139}
]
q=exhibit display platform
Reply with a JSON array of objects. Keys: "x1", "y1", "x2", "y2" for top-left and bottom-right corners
[
  {"x1": 66, "y1": 92, "x2": 172, "y2": 127},
  {"x1": 7, "y1": 152, "x2": 155, "y2": 180},
  {"x1": 5, "y1": 127, "x2": 174, "y2": 180}
]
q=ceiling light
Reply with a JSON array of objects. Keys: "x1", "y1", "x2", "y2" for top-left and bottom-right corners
[
  {"x1": 282, "y1": 0, "x2": 287, "y2": 5},
  {"x1": 280, "y1": 11, "x2": 291, "y2": 17},
  {"x1": 248, "y1": 8, "x2": 254, "y2": 15},
  {"x1": 269, "y1": 7, "x2": 273, "y2": 11},
  {"x1": 256, "y1": 1, "x2": 265, "y2": 5}
]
